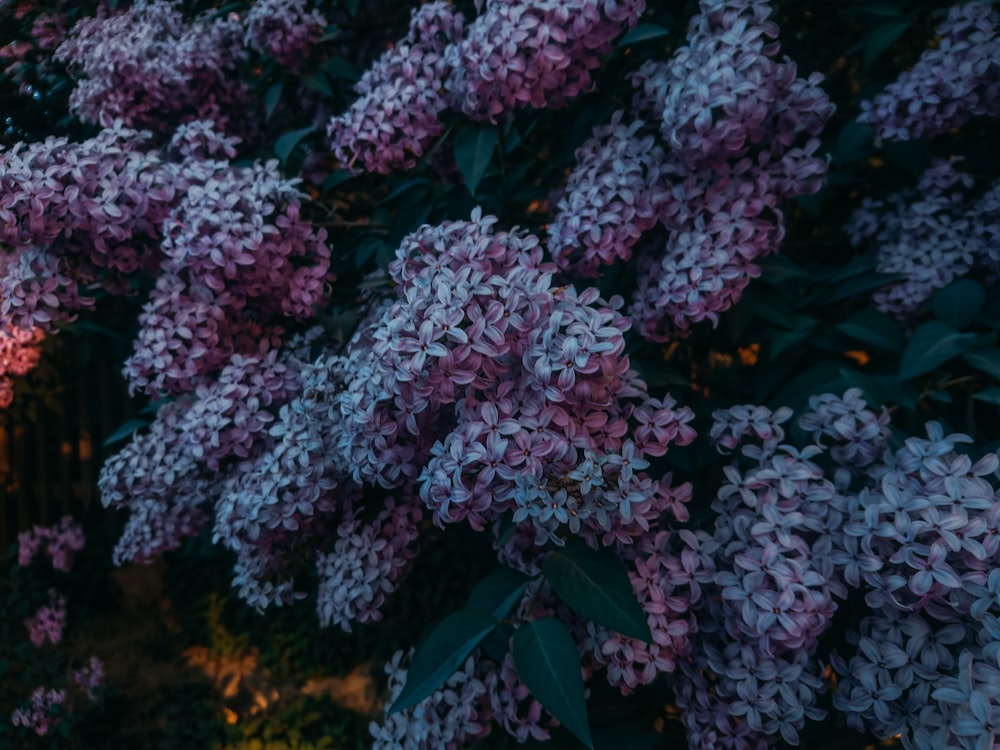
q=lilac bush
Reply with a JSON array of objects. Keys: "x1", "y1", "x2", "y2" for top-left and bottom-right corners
[{"x1": 3, "y1": 0, "x2": 1000, "y2": 747}]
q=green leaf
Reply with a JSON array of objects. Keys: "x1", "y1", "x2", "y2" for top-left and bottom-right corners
[
  {"x1": 835, "y1": 309, "x2": 904, "y2": 352},
  {"x1": 343, "y1": 0, "x2": 359, "y2": 15},
  {"x1": 831, "y1": 121, "x2": 873, "y2": 165},
  {"x1": 466, "y1": 568, "x2": 532, "y2": 619},
  {"x1": 770, "y1": 324, "x2": 817, "y2": 360},
  {"x1": 860, "y1": 4, "x2": 905, "y2": 17},
  {"x1": 264, "y1": 81, "x2": 283, "y2": 121},
  {"x1": 814, "y1": 271, "x2": 904, "y2": 304},
  {"x1": 932, "y1": 279, "x2": 986, "y2": 329},
  {"x1": 616, "y1": 23, "x2": 670, "y2": 47},
  {"x1": 963, "y1": 348, "x2": 1000, "y2": 380},
  {"x1": 320, "y1": 24, "x2": 340, "y2": 42},
  {"x1": 323, "y1": 56, "x2": 361, "y2": 81},
  {"x1": 899, "y1": 321, "x2": 977, "y2": 381},
  {"x1": 377, "y1": 177, "x2": 431, "y2": 206},
  {"x1": 453, "y1": 124, "x2": 497, "y2": 197},
  {"x1": 542, "y1": 543, "x2": 651, "y2": 643},
  {"x1": 322, "y1": 170, "x2": 353, "y2": 193},
  {"x1": 102, "y1": 419, "x2": 148, "y2": 448},
  {"x1": 301, "y1": 70, "x2": 333, "y2": 96},
  {"x1": 274, "y1": 125, "x2": 316, "y2": 164},
  {"x1": 389, "y1": 609, "x2": 497, "y2": 714},
  {"x1": 974, "y1": 387, "x2": 1000, "y2": 405},
  {"x1": 742, "y1": 285, "x2": 794, "y2": 329},
  {"x1": 864, "y1": 20, "x2": 910, "y2": 70},
  {"x1": 513, "y1": 618, "x2": 593, "y2": 749},
  {"x1": 839, "y1": 368, "x2": 892, "y2": 410}
]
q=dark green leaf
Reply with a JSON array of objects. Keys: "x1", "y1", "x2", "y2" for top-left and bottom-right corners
[
  {"x1": 616, "y1": 23, "x2": 670, "y2": 47},
  {"x1": 835, "y1": 309, "x2": 904, "y2": 352},
  {"x1": 864, "y1": 20, "x2": 910, "y2": 70},
  {"x1": 839, "y1": 368, "x2": 892, "y2": 410},
  {"x1": 301, "y1": 70, "x2": 333, "y2": 96},
  {"x1": 513, "y1": 618, "x2": 593, "y2": 749},
  {"x1": 389, "y1": 609, "x2": 497, "y2": 713},
  {"x1": 832, "y1": 122, "x2": 873, "y2": 165},
  {"x1": 466, "y1": 568, "x2": 532, "y2": 620},
  {"x1": 814, "y1": 271, "x2": 904, "y2": 304},
  {"x1": 323, "y1": 56, "x2": 360, "y2": 81},
  {"x1": 899, "y1": 321, "x2": 977, "y2": 380},
  {"x1": 768, "y1": 360, "x2": 846, "y2": 410},
  {"x1": 742, "y1": 285, "x2": 794, "y2": 329},
  {"x1": 963, "y1": 348, "x2": 1000, "y2": 380},
  {"x1": 542, "y1": 543, "x2": 651, "y2": 643},
  {"x1": 974, "y1": 387, "x2": 1000, "y2": 405},
  {"x1": 320, "y1": 24, "x2": 340, "y2": 42},
  {"x1": 377, "y1": 178, "x2": 432, "y2": 206},
  {"x1": 770, "y1": 324, "x2": 816, "y2": 360},
  {"x1": 932, "y1": 279, "x2": 986, "y2": 329},
  {"x1": 322, "y1": 170, "x2": 353, "y2": 193},
  {"x1": 102, "y1": 419, "x2": 148, "y2": 448},
  {"x1": 758, "y1": 256, "x2": 814, "y2": 285},
  {"x1": 454, "y1": 124, "x2": 497, "y2": 197},
  {"x1": 343, "y1": 0, "x2": 359, "y2": 15},
  {"x1": 824, "y1": 253, "x2": 876, "y2": 283},
  {"x1": 274, "y1": 125, "x2": 316, "y2": 164},
  {"x1": 861, "y1": 4, "x2": 905, "y2": 17},
  {"x1": 264, "y1": 81, "x2": 283, "y2": 121}
]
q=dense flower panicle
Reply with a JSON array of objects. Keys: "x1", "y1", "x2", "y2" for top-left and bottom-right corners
[
  {"x1": 548, "y1": 113, "x2": 669, "y2": 276},
  {"x1": 370, "y1": 649, "x2": 494, "y2": 749},
  {"x1": 336, "y1": 210, "x2": 695, "y2": 543},
  {"x1": 447, "y1": 0, "x2": 645, "y2": 123},
  {"x1": 631, "y1": 0, "x2": 831, "y2": 173},
  {"x1": 316, "y1": 499, "x2": 422, "y2": 631},
  {"x1": 17, "y1": 516, "x2": 84, "y2": 572},
  {"x1": 24, "y1": 590, "x2": 67, "y2": 648},
  {"x1": 0, "y1": 247, "x2": 95, "y2": 331},
  {"x1": 593, "y1": 0, "x2": 833, "y2": 340},
  {"x1": 55, "y1": 0, "x2": 249, "y2": 134},
  {"x1": 123, "y1": 155, "x2": 332, "y2": 396},
  {"x1": 798, "y1": 388, "x2": 891, "y2": 471},
  {"x1": 327, "y1": 1, "x2": 463, "y2": 174},
  {"x1": 10, "y1": 687, "x2": 66, "y2": 737},
  {"x1": 98, "y1": 399, "x2": 215, "y2": 565},
  {"x1": 629, "y1": 160, "x2": 787, "y2": 339},
  {"x1": 859, "y1": 1, "x2": 1000, "y2": 141},
  {"x1": 847, "y1": 159, "x2": 1000, "y2": 322},
  {"x1": 840, "y1": 422, "x2": 1000, "y2": 618},
  {"x1": 167, "y1": 119, "x2": 241, "y2": 161},
  {"x1": 244, "y1": 0, "x2": 326, "y2": 71}
]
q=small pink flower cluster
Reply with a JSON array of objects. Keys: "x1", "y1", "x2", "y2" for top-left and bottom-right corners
[
  {"x1": 327, "y1": 1, "x2": 463, "y2": 174},
  {"x1": 10, "y1": 687, "x2": 65, "y2": 737},
  {"x1": 859, "y1": 0, "x2": 1000, "y2": 141},
  {"x1": 17, "y1": 516, "x2": 85, "y2": 572},
  {"x1": 316, "y1": 499, "x2": 422, "y2": 631},
  {"x1": 846, "y1": 158, "x2": 1000, "y2": 322},
  {"x1": 245, "y1": 0, "x2": 327, "y2": 72},
  {"x1": 71, "y1": 656, "x2": 106, "y2": 701},
  {"x1": 550, "y1": 0, "x2": 832, "y2": 341},
  {"x1": 329, "y1": 0, "x2": 646, "y2": 174},
  {"x1": 55, "y1": 0, "x2": 249, "y2": 135},
  {"x1": 24, "y1": 589, "x2": 67, "y2": 647},
  {"x1": 0, "y1": 324, "x2": 43, "y2": 408},
  {"x1": 448, "y1": 0, "x2": 645, "y2": 123}
]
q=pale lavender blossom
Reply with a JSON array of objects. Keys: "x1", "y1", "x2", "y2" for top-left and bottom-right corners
[
  {"x1": 859, "y1": 1, "x2": 1000, "y2": 141},
  {"x1": 244, "y1": 0, "x2": 326, "y2": 72}
]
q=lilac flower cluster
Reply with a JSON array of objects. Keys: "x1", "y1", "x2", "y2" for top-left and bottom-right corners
[
  {"x1": 0, "y1": 125, "x2": 178, "y2": 331},
  {"x1": 117, "y1": 147, "x2": 331, "y2": 396},
  {"x1": 548, "y1": 112, "x2": 668, "y2": 276},
  {"x1": 328, "y1": 0, "x2": 646, "y2": 174},
  {"x1": 371, "y1": 650, "x2": 493, "y2": 749},
  {"x1": 447, "y1": 0, "x2": 645, "y2": 123},
  {"x1": 17, "y1": 516, "x2": 84, "y2": 572},
  {"x1": 316, "y1": 499, "x2": 422, "y2": 631},
  {"x1": 70, "y1": 656, "x2": 106, "y2": 702},
  {"x1": 846, "y1": 158, "x2": 1000, "y2": 321},
  {"x1": 327, "y1": 1, "x2": 463, "y2": 174},
  {"x1": 549, "y1": 0, "x2": 832, "y2": 340},
  {"x1": 24, "y1": 590, "x2": 67, "y2": 648},
  {"x1": 10, "y1": 687, "x2": 65, "y2": 737},
  {"x1": 55, "y1": 0, "x2": 249, "y2": 135},
  {"x1": 859, "y1": 1, "x2": 1000, "y2": 141},
  {"x1": 245, "y1": 0, "x2": 327, "y2": 72},
  {"x1": 0, "y1": 323, "x2": 43, "y2": 408},
  {"x1": 333, "y1": 209, "x2": 696, "y2": 544}
]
